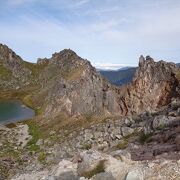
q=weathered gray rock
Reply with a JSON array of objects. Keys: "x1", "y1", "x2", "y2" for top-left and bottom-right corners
[
  {"x1": 91, "y1": 172, "x2": 115, "y2": 180},
  {"x1": 152, "y1": 115, "x2": 168, "y2": 129},
  {"x1": 121, "y1": 127, "x2": 134, "y2": 137},
  {"x1": 124, "y1": 118, "x2": 132, "y2": 127},
  {"x1": 126, "y1": 170, "x2": 144, "y2": 180},
  {"x1": 77, "y1": 150, "x2": 107, "y2": 177},
  {"x1": 53, "y1": 159, "x2": 77, "y2": 177},
  {"x1": 55, "y1": 171, "x2": 79, "y2": 180}
]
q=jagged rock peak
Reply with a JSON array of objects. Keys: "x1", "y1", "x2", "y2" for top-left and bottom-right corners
[
  {"x1": 49, "y1": 48, "x2": 92, "y2": 70},
  {"x1": 146, "y1": 55, "x2": 154, "y2": 61},
  {"x1": 0, "y1": 43, "x2": 15, "y2": 54},
  {"x1": 135, "y1": 56, "x2": 178, "y2": 82},
  {"x1": 0, "y1": 43, "x2": 22, "y2": 62},
  {"x1": 52, "y1": 48, "x2": 77, "y2": 59},
  {"x1": 139, "y1": 55, "x2": 145, "y2": 67},
  {"x1": 138, "y1": 55, "x2": 155, "y2": 67},
  {"x1": 0, "y1": 43, "x2": 9, "y2": 50}
]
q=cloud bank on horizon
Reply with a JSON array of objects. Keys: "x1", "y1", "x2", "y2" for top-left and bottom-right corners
[{"x1": 0, "y1": 0, "x2": 180, "y2": 69}]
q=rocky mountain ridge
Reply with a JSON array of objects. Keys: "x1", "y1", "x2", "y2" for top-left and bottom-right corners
[{"x1": 0, "y1": 44, "x2": 179, "y2": 119}]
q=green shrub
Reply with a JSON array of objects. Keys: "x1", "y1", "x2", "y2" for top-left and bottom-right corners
[{"x1": 139, "y1": 132, "x2": 152, "y2": 144}]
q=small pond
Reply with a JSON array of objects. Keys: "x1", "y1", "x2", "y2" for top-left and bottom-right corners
[{"x1": 0, "y1": 99, "x2": 35, "y2": 124}]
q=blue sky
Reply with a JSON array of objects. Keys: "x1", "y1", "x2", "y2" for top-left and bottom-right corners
[{"x1": 0, "y1": 0, "x2": 180, "y2": 69}]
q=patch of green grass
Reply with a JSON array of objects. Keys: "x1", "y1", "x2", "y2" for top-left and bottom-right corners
[
  {"x1": 38, "y1": 151, "x2": 46, "y2": 163},
  {"x1": 23, "y1": 94, "x2": 43, "y2": 115},
  {"x1": 35, "y1": 108, "x2": 43, "y2": 115},
  {"x1": 23, "y1": 61, "x2": 48, "y2": 78},
  {"x1": 0, "y1": 86, "x2": 38, "y2": 104},
  {"x1": 23, "y1": 94, "x2": 33, "y2": 108},
  {"x1": 80, "y1": 160, "x2": 106, "y2": 178},
  {"x1": 116, "y1": 140, "x2": 128, "y2": 149},
  {"x1": 28, "y1": 144, "x2": 40, "y2": 152},
  {"x1": 26, "y1": 120, "x2": 42, "y2": 152}
]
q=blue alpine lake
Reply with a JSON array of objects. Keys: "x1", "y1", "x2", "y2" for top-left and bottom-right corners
[{"x1": 0, "y1": 99, "x2": 35, "y2": 124}]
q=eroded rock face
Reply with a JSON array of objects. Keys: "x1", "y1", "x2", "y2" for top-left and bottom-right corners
[
  {"x1": 119, "y1": 55, "x2": 180, "y2": 115},
  {"x1": 35, "y1": 49, "x2": 121, "y2": 117}
]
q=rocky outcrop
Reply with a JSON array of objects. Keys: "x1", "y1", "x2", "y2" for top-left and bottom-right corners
[
  {"x1": 118, "y1": 55, "x2": 180, "y2": 115},
  {"x1": 0, "y1": 44, "x2": 32, "y2": 89},
  {"x1": 33, "y1": 49, "x2": 121, "y2": 117}
]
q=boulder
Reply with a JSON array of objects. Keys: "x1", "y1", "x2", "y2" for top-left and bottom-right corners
[
  {"x1": 55, "y1": 171, "x2": 79, "y2": 180},
  {"x1": 53, "y1": 160, "x2": 77, "y2": 177},
  {"x1": 126, "y1": 170, "x2": 144, "y2": 180},
  {"x1": 121, "y1": 127, "x2": 134, "y2": 137},
  {"x1": 153, "y1": 115, "x2": 168, "y2": 129},
  {"x1": 91, "y1": 172, "x2": 115, "y2": 180},
  {"x1": 124, "y1": 118, "x2": 132, "y2": 127},
  {"x1": 77, "y1": 150, "x2": 107, "y2": 178},
  {"x1": 77, "y1": 150, "x2": 131, "y2": 180}
]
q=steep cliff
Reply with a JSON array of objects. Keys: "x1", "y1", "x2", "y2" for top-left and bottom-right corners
[
  {"x1": 33, "y1": 49, "x2": 120, "y2": 117},
  {"x1": 0, "y1": 44, "x2": 179, "y2": 119},
  {"x1": 118, "y1": 55, "x2": 180, "y2": 115}
]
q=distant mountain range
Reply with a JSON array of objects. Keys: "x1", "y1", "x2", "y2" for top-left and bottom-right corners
[
  {"x1": 99, "y1": 63, "x2": 180, "y2": 86},
  {"x1": 99, "y1": 67, "x2": 136, "y2": 86}
]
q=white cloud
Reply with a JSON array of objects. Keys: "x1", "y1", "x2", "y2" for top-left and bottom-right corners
[{"x1": 93, "y1": 63, "x2": 136, "y2": 70}]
